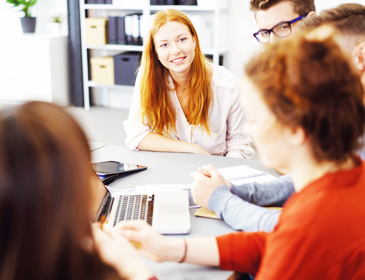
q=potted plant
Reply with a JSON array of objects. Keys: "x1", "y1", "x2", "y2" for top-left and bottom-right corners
[
  {"x1": 50, "y1": 14, "x2": 64, "y2": 36},
  {"x1": 6, "y1": 0, "x2": 38, "y2": 33}
]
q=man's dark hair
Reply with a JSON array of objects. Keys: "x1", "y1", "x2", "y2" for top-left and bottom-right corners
[
  {"x1": 249, "y1": 0, "x2": 316, "y2": 16},
  {"x1": 300, "y1": 3, "x2": 365, "y2": 37}
]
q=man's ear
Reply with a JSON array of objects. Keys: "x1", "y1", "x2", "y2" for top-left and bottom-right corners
[
  {"x1": 306, "y1": 11, "x2": 316, "y2": 18},
  {"x1": 352, "y1": 42, "x2": 365, "y2": 72}
]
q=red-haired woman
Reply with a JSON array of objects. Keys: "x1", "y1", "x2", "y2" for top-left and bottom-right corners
[
  {"x1": 123, "y1": 9, "x2": 254, "y2": 158},
  {"x1": 117, "y1": 37, "x2": 365, "y2": 279},
  {"x1": 0, "y1": 102, "x2": 155, "y2": 280}
]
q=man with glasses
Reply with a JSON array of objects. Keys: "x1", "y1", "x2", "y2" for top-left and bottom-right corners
[{"x1": 250, "y1": 0, "x2": 315, "y2": 44}]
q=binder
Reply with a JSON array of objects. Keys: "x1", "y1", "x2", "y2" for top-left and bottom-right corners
[
  {"x1": 132, "y1": 14, "x2": 140, "y2": 45},
  {"x1": 96, "y1": 0, "x2": 104, "y2": 3},
  {"x1": 150, "y1": 0, "x2": 158, "y2": 5},
  {"x1": 158, "y1": 0, "x2": 166, "y2": 4},
  {"x1": 108, "y1": 16, "x2": 117, "y2": 44},
  {"x1": 179, "y1": 0, "x2": 197, "y2": 4},
  {"x1": 117, "y1": 16, "x2": 126, "y2": 45},
  {"x1": 124, "y1": 15, "x2": 133, "y2": 45},
  {"x1": 139, "y1": 15, "x2": 144, "y2": 45},
  {"x1": 106, "y1": 0, "x2": 113, "y2": 3},
  {"x1": 166, "y1": 0, "x2": 174, "y2": 4}
]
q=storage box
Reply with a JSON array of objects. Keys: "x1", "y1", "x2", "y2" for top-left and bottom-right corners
[
  {"x1": 85, "y1": 18, "x2": 108, "y2": 45},
  {"x1": 113, "y1": 52, "x2": 142, "y2": 85},
  {"x1": 90, "y1": 56, "x2": 115, "y2": 85}
]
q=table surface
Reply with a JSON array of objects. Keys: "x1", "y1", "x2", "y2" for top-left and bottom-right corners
[{"x1": 91, "y1": 145, "x2": 279, "y2": 280}]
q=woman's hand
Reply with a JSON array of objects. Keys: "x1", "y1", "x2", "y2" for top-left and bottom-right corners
[
  {"x1": 92, "y1": 224, "x2": 154, "y2": 280},
  {"x1": 192, "y1": 164, "x2": 231, "y2": 208},
  {"x1": 191, "y1": 143, "x2": 211, "y2": 155},
  {"x1": 114, "y1": 220, "x2": 185, "y2": 263}
]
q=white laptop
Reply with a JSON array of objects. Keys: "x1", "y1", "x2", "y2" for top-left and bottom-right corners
[{"x1": 95, "y1": 179, "x2": 191, "y2": 234}]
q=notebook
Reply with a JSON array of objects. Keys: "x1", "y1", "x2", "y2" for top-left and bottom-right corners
[{"x1": 191, "y1": 165, "x2": 277, "y2": 185}]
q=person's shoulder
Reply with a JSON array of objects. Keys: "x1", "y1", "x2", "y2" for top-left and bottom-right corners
[{"x1": 210, "y1": 63, "x2": 239, "y2": 90}]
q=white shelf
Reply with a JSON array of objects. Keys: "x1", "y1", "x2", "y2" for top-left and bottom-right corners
[
  {"x1": 148, "y1": 5, "x2": 229, "y2": 11},
  {"x1": 88, "y1": 81, "x2": 135, "y2": 90},
  {"x1": 83, "y1": 4, "x2": 229, "y2": 11},
  {"x1": 86, "y1": 44, "x2": 228, "y2": 54},
  {"x1": 84, "y1": 4, "x2": 143, "y2": 10},
  {"x1": 87, "y1": 44, "x2": 144, "y2": 51}
]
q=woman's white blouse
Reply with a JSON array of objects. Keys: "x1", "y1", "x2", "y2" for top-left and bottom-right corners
[{"x1": 123, "y1": 63, "x2": 255, "y2": 158}]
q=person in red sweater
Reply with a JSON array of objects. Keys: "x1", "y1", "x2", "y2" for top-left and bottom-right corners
[{"x1": 111, "y1": 36, "x2": 365, "y2": 279}]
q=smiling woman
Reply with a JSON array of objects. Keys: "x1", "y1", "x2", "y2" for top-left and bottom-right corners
[{"x1": 123, "y1": 9, "x2": 254, "y2": 158}]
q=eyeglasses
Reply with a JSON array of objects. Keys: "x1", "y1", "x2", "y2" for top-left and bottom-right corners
[{"x1": 253, "y1": 13, "x2": 308, "y2": 44}]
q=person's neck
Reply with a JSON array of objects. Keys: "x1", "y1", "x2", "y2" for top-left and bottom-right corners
[
  {"x1": 289, "y1": 150, "x2": 356, "y2": 193},
  {"x1": 170, "y1": 69, "x2": 190, "y2": 90}
]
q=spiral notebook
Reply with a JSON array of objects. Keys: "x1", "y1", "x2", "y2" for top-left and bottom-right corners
[{"x1": 191, "y1": 165, "x2": 276, "y2": 185}]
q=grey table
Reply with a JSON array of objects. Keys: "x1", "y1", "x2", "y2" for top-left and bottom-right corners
[{"x1": 91, "y1": 145, "x2": 279, "y2": 280}]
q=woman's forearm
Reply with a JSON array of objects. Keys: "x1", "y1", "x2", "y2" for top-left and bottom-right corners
[
  {"x1": 138, "y1": 132, "x2": 209, "y2": 155},
  {"x1": 163, "y1": 237, "x2": 220, "y2": 266}
]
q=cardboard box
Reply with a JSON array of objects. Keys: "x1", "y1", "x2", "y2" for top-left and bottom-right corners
[
  {"x1": 85, "y1": 18, "x2": 108, "y2": 45},
  {"x1": 90, "y1": 56, "x2": 115, "y2": 85}
]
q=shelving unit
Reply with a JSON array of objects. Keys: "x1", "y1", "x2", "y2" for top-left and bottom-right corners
[{"x1": 79, "y1": 0, "x2": 230, "y2": 110}]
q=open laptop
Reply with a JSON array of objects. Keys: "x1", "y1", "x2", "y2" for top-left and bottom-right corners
[{"x1": 94, "y1": 177, "x2": 191, "y2": 234}]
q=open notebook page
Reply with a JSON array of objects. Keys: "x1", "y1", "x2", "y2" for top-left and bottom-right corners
[{"x1": 191, "y1": 165, "x2": 276, "y2": 185}]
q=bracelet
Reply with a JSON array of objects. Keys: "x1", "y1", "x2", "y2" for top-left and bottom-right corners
[{"x1": 178, "y1": 238, "x2": 187, "y2": 263}]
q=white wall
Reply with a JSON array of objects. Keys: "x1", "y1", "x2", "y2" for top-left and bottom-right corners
[
  {"x1": 0, "y1": 0, "x2": 68, "y2": 35},
  {"x1": 226, "y1": 0, "x2": 365, "y2": 79}
]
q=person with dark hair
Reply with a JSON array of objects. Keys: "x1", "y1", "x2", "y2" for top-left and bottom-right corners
[
  {"x1": 0, "y1": 102, "x2": 155, "y2": 280},
  {"x1": 249, "y1": 0, "x2": 315, "y2": 44},
  {"x1": 191, "y1": 3, "x2": 365, "y2": 233},
  {"x1": 116, "y1": 36, "x2": 365, "y2": 280}
]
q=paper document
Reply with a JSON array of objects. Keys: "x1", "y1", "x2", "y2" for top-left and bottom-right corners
[{"x1": 191, "y1": 165, "x2": 276, "y2": 185}]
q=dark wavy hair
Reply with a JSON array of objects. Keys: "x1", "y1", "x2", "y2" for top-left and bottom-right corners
[
  {"x1": 245, "y1": 36, "x2": 365, "y2": 163},
  {"x1": 0, "y1": 102, "x2": 118, "y2": 280}
]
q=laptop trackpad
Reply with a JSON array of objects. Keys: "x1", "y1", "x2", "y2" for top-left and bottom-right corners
[{"x1": 158, "y1": 203, "x2": 186, "y2": 215}]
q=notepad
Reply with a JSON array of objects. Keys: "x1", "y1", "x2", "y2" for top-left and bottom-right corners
[
  {"x1": 191, "y1": 165, "x2": 277, "y2": 185},
  {"x1": 195, "y1": 207, "x2": 283, "y2": 220}
]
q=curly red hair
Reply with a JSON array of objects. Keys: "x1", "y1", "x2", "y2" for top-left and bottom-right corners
[{"x1": 245, "y1": 36, "x2": 365, "y2": 162}]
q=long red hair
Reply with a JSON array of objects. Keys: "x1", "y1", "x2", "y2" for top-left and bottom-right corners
[{"x1": 139, "y1": 9, "x2": 212, "y2": 136}]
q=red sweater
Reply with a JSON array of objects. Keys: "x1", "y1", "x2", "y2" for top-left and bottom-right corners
[{"x1": 217, "y1": 160, "x2": 365, "y2": 279}]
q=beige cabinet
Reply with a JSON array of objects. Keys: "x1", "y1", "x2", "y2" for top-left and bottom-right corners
[{"x1": 0, "y1": 34, "x2": 69, "y2": 106}]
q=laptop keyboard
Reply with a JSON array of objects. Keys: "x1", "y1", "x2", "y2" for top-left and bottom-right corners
[{"x1": 113, "y1": 194, "x2": 154, "y2": 227}]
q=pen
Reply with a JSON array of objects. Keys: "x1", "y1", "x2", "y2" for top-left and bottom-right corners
[
  {"x1": 199, "y1": 168, "x2": 211, "y2": 178},
  {"x1": 100, "y1": 214, "x2": 142, "y2": 249}
]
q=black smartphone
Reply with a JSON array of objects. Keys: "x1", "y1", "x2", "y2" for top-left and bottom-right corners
[{"x1": 92, "y1": 161, "x2": 147, "y2": 175}]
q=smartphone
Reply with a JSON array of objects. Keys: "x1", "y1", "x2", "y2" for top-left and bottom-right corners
[{"x1": 92, "y1": 161, "x2": 147, "y2": 175}]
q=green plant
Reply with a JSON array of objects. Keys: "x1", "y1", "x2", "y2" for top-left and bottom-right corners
[
  {"x1": 51, "y1": 14, "x2": 63, "y2": 23},
  {"x1": 6, "y1": 0, "x2": 38, "y2": 18}
]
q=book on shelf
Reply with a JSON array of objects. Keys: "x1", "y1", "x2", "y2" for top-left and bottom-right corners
[
  {"x1": 85, "y1": 0, "x2": 113, "y2": 3},
  {"x1": 150, "y1": 0, "x2": 197, "y2": 4}
]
